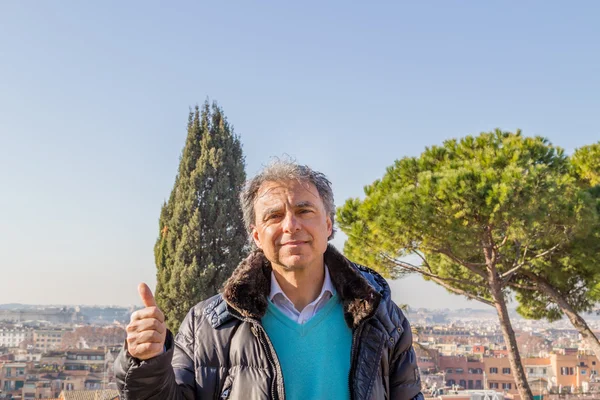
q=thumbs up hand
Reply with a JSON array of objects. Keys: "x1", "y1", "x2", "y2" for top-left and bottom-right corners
[{"x1": 126, "y1": 283, "x2": 167, "y2": 360}]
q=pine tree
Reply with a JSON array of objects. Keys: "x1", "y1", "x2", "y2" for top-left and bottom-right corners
[
  {"x1": 337, "y1": 130, "x2": 600, "y2": 400},
  {"x1": 154, "y1": 101, "x2": 247, "y2": 333}
]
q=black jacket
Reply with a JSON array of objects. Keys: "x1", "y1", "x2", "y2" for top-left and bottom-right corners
[{"x1": 115, "y1": 245, "x2": 423, "y2": 399}]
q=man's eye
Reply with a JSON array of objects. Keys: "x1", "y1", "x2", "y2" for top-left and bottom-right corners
[
  {"x1": 299, "y1": 209, "x2": 312, "y2": 214},
  {"x1": 267, "y1": 214, "x2": 282, "y2": 220}
]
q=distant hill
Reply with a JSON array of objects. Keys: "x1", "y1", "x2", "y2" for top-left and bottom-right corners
[{"x1": 0, "y1": 303, "x2": 37, "y2": 310}]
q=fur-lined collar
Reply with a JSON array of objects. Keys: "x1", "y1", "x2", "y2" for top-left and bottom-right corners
[{"x1": 221, "y1": 244, "x2": 383, "y2": 329}]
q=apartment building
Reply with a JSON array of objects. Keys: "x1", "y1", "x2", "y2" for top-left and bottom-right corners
[
  {"x1": 0, "y1": 327, "x2": 33, "y2": 348},
  {"x1": 22, "y1": 378, "x2": 54, "y2": 399},
  {"x1": 64, "y1": 349, "x2": 106, "y2": 372},
  {"x1": 439, "y1": 355, "x2": 485, "y2": 390},
  {"x1": 550, "y1": 352, "x2": 600, "y2": 392},
  {"x1": 482, "y1": 357, "x2": 517, "y2": 395},
  {"x1": 34, "y1": 328, "x2": 66, "y2": 351},
  {"x1": 0, "y1": 361, "x2": 29, "y2": 397}
]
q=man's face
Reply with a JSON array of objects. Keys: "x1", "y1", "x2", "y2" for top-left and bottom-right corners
[{"x1": 251, "y1": 179, "x2": 332, "y2": 272}]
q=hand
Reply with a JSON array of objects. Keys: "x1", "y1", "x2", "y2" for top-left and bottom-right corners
[{"x1": 126, "y1": 283, "x2": 167, "y2": 360}]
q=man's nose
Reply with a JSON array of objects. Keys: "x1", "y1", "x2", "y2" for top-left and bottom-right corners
[{"x1": 282, "y1": 212, "x2": 300, "y2": 232}]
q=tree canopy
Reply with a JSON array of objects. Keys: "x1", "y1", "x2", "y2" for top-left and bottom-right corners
[
  {"x1": 337, "y1": 129, "x2": 600, "y2": 400},
  {"x1": 154, "y1": 101, "x2": 247, "y2": 333}
]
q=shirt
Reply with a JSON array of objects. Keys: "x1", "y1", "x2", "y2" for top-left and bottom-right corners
[{"x1": 269, "y1": 265, "x2": 336, "y2": 324}]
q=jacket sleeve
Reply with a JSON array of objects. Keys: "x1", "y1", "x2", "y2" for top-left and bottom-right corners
[
  {"x1": 115, "y1": 308, "x2": 198, "y2": 400},
  {"x1": 389, "y1": 302, "x2": 423, "y2": 400}
]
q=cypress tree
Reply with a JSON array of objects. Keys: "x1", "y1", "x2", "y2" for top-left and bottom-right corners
[{"x1": 154, "y1": 101, "x2": 247, "y2": 333}]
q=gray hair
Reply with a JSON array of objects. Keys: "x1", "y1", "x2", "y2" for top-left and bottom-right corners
[{"x1": 240, "y1": 159, "x2": 336, "y2": 242}]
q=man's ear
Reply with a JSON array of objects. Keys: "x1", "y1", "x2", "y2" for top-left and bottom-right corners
[
  {"x1": 251, "y1": 227, "x2": 262, "y2": 249},
  {"x1": 326, "y1": 216, "x2": 333, "y2": 237}
]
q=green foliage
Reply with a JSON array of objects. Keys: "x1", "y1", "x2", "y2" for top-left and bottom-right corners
[
  {"x1": 337, "y1": 129, "x2": 599, "y2": 310},
  {"x1": 513, "y1": 187, "x2": 600, "y2": 321},
  {"x1": 572, "y1": 142, "x2": 600, "y2": 186},
  {"x1": 154, "y1": 101, "x2": 247, "y2": 333}
]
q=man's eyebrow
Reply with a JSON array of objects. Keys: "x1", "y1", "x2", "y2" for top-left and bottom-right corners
[
  {"x1": 261, "y1": 206, "x2": 283, "y2": 217},
  {"x1": 295, "y1": 201, "x2": 317, "y2": 208}
]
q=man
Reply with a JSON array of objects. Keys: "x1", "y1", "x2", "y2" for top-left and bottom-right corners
[{"x1": 115, "y1": 160, "x2": 423, "y2": 400}]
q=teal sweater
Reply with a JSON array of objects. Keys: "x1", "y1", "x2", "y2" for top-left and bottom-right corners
[{"x1": 261, "y1": 294, "x2": 353, "y2": 400}]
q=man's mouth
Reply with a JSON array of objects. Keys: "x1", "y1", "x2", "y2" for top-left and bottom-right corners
[{"x1": 282, "y1": 240, "x2": 307, "y2": 246}]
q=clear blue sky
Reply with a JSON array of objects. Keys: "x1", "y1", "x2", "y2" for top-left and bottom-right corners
[{"x1": 1, "y1": 2, "x2": 599, "y2": 308}]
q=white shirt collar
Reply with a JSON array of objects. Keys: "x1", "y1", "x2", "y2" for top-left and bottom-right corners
[{"x1": 269, "y1": 264, "x2": 336, "y2": 304}]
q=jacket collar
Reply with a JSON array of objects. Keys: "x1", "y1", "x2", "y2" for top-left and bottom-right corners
[{"x1": 221, "y1": 244, "x2": 382, "y2": 329}]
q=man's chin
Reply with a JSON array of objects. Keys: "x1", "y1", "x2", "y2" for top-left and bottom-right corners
[{"x1": 278, "y1": 255, "x2": 309, "y2": 271}]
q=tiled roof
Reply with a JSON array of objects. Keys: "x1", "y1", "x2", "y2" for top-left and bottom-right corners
[{"x1": 59, "y1": 389, "x2": 119, "y2": 400}]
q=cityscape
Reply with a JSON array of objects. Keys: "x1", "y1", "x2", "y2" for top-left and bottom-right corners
[
  {"x1": 0, "y1": 305, "x2": 131, "y2": 399},
  {"x1": 2, "y1": 304, "x2": 600, "y2": 399},
  {"x1": 409, "y1": 308, "x2": 600, "y2": 399}
]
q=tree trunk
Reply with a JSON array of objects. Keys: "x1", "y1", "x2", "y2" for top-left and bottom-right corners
[
  {"x1": 483, "y1": 232, "x2": 533, "y2": 400},
  {"x1": 526, "y1": 272, "x2": 600, "y2": 359},
  {"x1": 488, "y1": 272, "x2": 534, "y2": 400}
]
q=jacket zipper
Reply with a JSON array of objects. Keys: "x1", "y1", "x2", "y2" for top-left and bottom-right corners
[
  {"x1": 348, "y1": 324, "x2": 364, "y2": 400},
  {"x1": 227, "y1": 306, "x2": 283, "y2": 400},
  {"x1": 252, "y1": 323, "x2": 282, "y2": 400},
  {"x1": 348, "y1": 312, "x2": 379, "y2": 400}
]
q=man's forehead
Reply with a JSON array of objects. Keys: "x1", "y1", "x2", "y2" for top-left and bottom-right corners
[{"x1": 255, "y1": 179, "x2": 320, "y2": 203}]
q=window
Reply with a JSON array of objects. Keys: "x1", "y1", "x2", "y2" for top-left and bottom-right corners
[
  {"x1": 503, "y1": 383, "x2": 512, "y2": 390},
  {"x1": 459, "y1": 380, "x2": 466, "y2": 388},
  {"x1": 456, "y1": 368, "x2": 464, "y2": 373},
  {"x1": 593, "y1": 361, "x2": 596, "y2": 366},
  {"x1": 490, "y1": 367, "x2": 498, "y2": 374},
  {"x1": 476, "y1": 380, "x2": 482, "y2": 389},
  {"x1": 580, "y1": 362, "x2": 586, "y2": 366},
  {"x1": 529, "y1": 368, "x2": 535, "y2": 374},
  {"x1": 561, "y1": 367, "x2": 575, "y2": 375},
  {"x1": 446, "y1": 368, "x2": 453, "y2": 373},
  {"x1": 489, "y1": 382, "x2": 499, "y2": 389},
  {"x1": 502, "y1": 368, "x2": 511, "y2": 374},
  {"x1": 542, "y1": 368, "x2": 547, "y2": 374},
  {"x1": 582, "y1": 370, "x2": 587, "y2": 375}
]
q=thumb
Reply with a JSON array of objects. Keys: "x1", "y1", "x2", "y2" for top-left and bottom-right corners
[{"x1": 138, "y1": 283, "x2": 157, "y2": 308}]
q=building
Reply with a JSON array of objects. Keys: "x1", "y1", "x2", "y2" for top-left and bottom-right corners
[
  {"x1": 64, "y1": 349, "x2": 106, "y2": 372},
  {"x1": 22, "y1": 378, "x2": 54, "y2": 399},
  {"x1": 523, "y1": 357, "x2": 553, "y2": 396},
  {"x1": 0, "y1": 361, "x2": 29, "y2": 397},
  {"x1": 13, "y1": 348, "x2": 43, "y2": 362},
  {"x1": 34, "y1": 328, "x2": 67, "y2": 351},
  {"x1": 551, "y1": 352, "x2": 600, "y2": 392},
  {"x1": 58, "y1": 389, "x2": 119, "y2": 400},
  {"x1": 472, "y1": 345, "x2": 486, "y2": 356},
  {"x1": 433, "y1": 343, "x2": 460, "y2": 356},
  {"x1": 437, "y1": 390, "x2": 511, "y2": 399},
  {"x1": 439, "y1": 356, "x2": 485, "y2": 390},
  {"x1": 0, "y1": 308, "x2": 77, "y2": 324},
  {"x1": 482, "y1": 357, "x2": 518, "y2": 395},
  {"x1": 0, "y1": 327, "x2": 33, "y2": 348}
]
